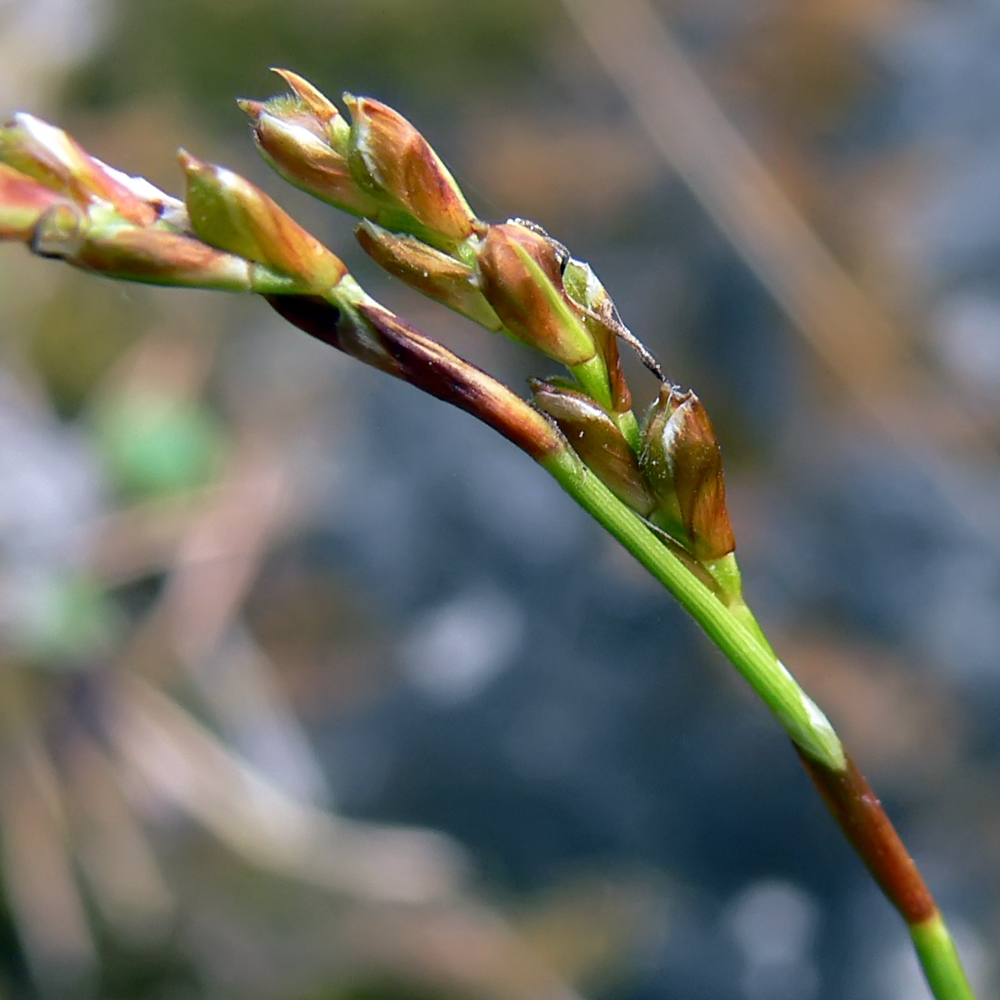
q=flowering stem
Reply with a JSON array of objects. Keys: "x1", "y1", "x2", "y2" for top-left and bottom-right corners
[
  {"x1": 539, "y1": 448, "x2": 976, "y2": 1000},
  {"x1": 543, "y1": 449, "x2": 844, "y2": 767},
  {"x1": 0, "y1": 101, "x2": 975, "y2": 997}
]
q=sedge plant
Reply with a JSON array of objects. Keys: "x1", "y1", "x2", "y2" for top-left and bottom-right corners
[{"x1": 0, "y1": 72, "x2": 978, "y2": 999}]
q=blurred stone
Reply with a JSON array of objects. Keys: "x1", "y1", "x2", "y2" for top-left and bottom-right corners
[
  {"x1": 401, "y1": 587, "x2": 524, "y2": 706},
  {"x1": 724, "y1": 879, "x2": 821, "y2": 1000},
  {"x1": 933, "y1": 291, "x2": 1000, "y2": 397}
]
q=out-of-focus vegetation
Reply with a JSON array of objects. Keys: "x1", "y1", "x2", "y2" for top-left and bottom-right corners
[
  {"x1": 0, "y1": 0, "x2": 998, "y2": 998},
  {"x1": 67, "y1": 0, "x2": 557, "y2": 111}
]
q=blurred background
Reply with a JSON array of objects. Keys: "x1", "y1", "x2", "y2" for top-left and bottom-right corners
[{"x1": 0, "y1": 0, "x2": 997, "y2": 997}]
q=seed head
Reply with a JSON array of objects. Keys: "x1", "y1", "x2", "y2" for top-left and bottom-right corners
[
  {"x1": 475, "y1": 221, "x2": 596, "y2": 367},
  {"x1": 641, "y1": 385, "x2": 735, "y2": 561},
  {"x1": 532, "y1": 379, "x2": 654, "y2": 514},
  {"x1": 344, "y1": 94, "x2": 477, "y2": 245},
  {"x1": 179, "y1": 150, "x2": 346, "y2": 293},
  {"x1": 29, "y1": 198, "x2": 255, "y2": 291},
  {"x1": 0, "y1": 113, "x2": 157, "y2": 225},
  {"x1": 356, "y1": 220, "x2": 502, "y2": 332},
  {"x1": 239, "y1": 78, "x2": 383, "y2": 220},
  {"x1": 0, "y1": 162, "x2": 68, "y2": 239}
]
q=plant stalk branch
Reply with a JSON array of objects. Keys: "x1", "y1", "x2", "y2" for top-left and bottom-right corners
[{"x1": 541, "y1": 449, "x2": 977, "y2": 1000}]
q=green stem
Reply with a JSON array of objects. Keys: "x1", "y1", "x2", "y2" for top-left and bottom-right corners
[
  {"x1": 726, "y1": 597, "x2": 775, "y2": 657},
  {"x1": 541, "y1": 448, "x2": 976, "y2": 1000},
  {"x1": 543, "y1": 449, "x2": 844, "y2": 770},
  {"x1": 705, "y1": 552, "x2": 776, "y2": 655},
  {"x1": 570, "y1": 355, "x2": 615, "y2": 411},
  {"x1": 615, "y1": 407, "x2": 642, "y2": 452},
  {"x1": 912, "y1": 914, "x2": 977, "y2": 1000}
]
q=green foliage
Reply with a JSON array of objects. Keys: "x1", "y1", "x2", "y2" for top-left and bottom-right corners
[
  {"x1": 65, "y1": 0, "x2": 559, "y2": 122},
  {"x1": 93, "y1": 391, "x2": 226, "y2": 500},
  {"x1": 25, "y1": 274, "x2": 144, "y2": 417},
  {"x1": 17, "y1": 575, "x2": 120, "y2": 666}
]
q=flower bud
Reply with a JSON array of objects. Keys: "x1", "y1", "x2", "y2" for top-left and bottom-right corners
[
  {"x1": 270, "y1": 68, "x2": 341, "y2": 126},
  {"x1": 240, "y1": 95, "x2": 383, "y2": 219},
  {"x1": 179, "y1": 150, "x2": 346, "y2": 293},
  {"x1": 355, "y1": 219, "x2": 503, "y2": 332},
  {"x1": 95, "y1": 159, "x2": 189, "y2": 228},
  {"x1": 76, "y1": 230, "x2": 258, "y2": 290},
  {"x1": 475, "y1": 222, "x2": 596, "y2": 367},
  {"x1": 0, "y1": 162, "x2": 67, "y2": 239},
  {"x1": 35, "y1": 209, "x2": 256, "y2": 291},
  {"x1": 19, "y1": 184, "x2": 293, "y2": 293},
  {"x1": 532, "y1": 379, "x2": 654, "y2": 514},
  {"x1": 344, "y1": 95, "x2": 476, "y2": 245},
  {"x1": 0, "y1": 113, "x2": 156, "y2": 226},
  {"x1": 641, "y1": 385, "x2": 735, "y2": 561}
]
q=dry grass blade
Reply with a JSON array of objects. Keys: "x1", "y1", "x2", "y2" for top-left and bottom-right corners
[
  {"x1": 107, "y1": 674, "x2": 469, "y2": 905},
  {"x1": 159, "y1": 445, "x2": 292, "y2": 669},
  {"x1": 60, "y1": 726, "x2": 175, "y2": 943},
  {"x1": 340, "y1": 903, "x2": 587, "y2": 1000},
  {"x1": 0, "y1": 675, "x2": 96, "y2": 994}
]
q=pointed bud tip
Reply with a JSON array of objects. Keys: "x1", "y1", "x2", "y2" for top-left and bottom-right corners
[
  {"x1": 341, "y1": 93, "x2": 361, "y2": 125},
  {"x1": 7, "y1": 111, "x2": 41, "y2": 131},
  {"x1": 177, "y1": 149, "x2": 230, "y2": 190},
  {"x1": 270, "y1": 68, "x2": 339, "y2": 122},
  {"x1": 237, "y1": 98, "x2": 266, "y2": 121},
  {"x1": 176, "y1": 148, "x2": 202, "y2": 173}
]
